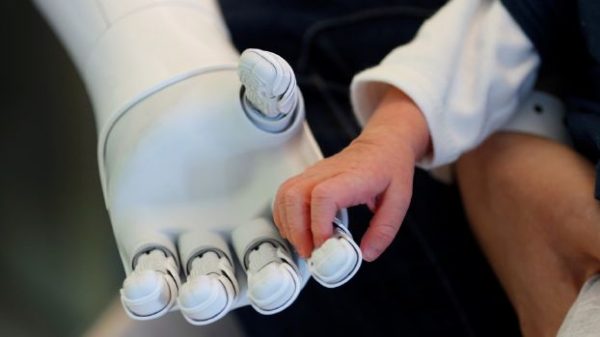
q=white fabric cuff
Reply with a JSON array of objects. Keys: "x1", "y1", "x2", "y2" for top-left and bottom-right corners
[
  {"x1": 350, "y1": 0, "x2": 540, "y2": 170},
  {"x1": 351, "y1": 64, "x2": 445, "y2": 169}
]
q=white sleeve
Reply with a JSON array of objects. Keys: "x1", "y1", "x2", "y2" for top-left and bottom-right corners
[{"x1": 350, "y1": 0, "x2": 540, "y2": 168}]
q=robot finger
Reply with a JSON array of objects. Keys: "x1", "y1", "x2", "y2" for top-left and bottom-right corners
[
  {"x1": 177, "y1": 230, "x2": 239, "y2": 325},
  {"x1": 231, "y1": 218, "x2": 302, "y2": 315},
  {"x1": 119, "y1": 232, "x2": 181, "y2": 320}
]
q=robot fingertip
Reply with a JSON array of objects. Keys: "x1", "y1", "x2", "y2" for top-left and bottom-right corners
[
  {"x1": 120, "y1": 270, "x2": 175, "y2": 319},
  {"x1": 308, "y1": 230, "x2": 363, "y2": 288}
]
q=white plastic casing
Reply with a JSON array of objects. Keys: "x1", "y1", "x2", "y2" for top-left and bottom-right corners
[
  {"x1": 120, "y1": 250, "x2": 181, "y2": 320},
  {"x1": 231, "y1": 218, "x2": 304, "y2": 314},
  {"x1": 33, "y1": 0, "x2": 364, "y2": 322},
  {"x1": 177, "y1": 231, "x2": 238, "y2": 325},
  {"x1": 308, "y1": 218, "x2": 362, "y2": 288},
  {"x1": 501, "y1": 91, "x2": 571, "y2": 145}
]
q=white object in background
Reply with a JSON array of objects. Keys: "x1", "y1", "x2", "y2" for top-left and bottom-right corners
[
  {"x1": 33, "y1": 0, "x2": 364, "y2": 325},
  {"x1": 557, "y1": 275, "x2": 600, "y2": 337},
  {"x1": 351, "y1": 0, "x2": 540, "y2": 169},
  {"x1": 428, "y1": 90, "x2": 570, "y2": 184},
  {"x1": 500, "y1": 91, "x2": 571, "y2": 145},
  {"x1": 308, "y1": 218, "x2": 362, "y2": 288}
]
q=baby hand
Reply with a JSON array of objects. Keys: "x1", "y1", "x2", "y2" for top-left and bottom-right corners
[{"x1": 273, "y1": 88, "x2": 430, "y2": 261}]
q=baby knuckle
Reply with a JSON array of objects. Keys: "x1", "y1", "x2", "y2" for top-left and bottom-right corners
[
  {"x1": 314, "y1": 225, "x2": 331, "y2": 237},
  {"x1": 374, "y1": 223, "x2": 398, "y2": 244},
  {"x1": 279, "y1": 177, "x2": 299, "y2": 193},
  {"x1": 311, "y1": 184, "x2": 333, "y2": 203},
  {"x1": 283, "y1": 186, "x2": 304, "y2": 205}
]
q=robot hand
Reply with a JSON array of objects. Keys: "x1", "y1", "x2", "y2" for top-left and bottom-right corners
[{"x1": 109, "y1": 49, "x2": 362, "y2": 325}]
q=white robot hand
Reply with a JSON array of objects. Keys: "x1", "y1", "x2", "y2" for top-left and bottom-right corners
[
  {"x1": 33, "y1": 0, "x2": 361, "y2": 325},
  {"x1": 109, "y1": 49, "x2": 362, "y2": 324}
]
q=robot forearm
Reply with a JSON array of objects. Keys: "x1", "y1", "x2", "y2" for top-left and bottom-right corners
[
  {"x1": 34, "y1": 0, "x2": 363, "y2": 325},
  {"x1": 33, "y1": 0, "x2": 238, "y2": 128}
]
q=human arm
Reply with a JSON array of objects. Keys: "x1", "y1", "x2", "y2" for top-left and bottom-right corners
[
  {"x1": 273, "y1": 88, "x2": 430, "y2": 261},
  {"x1": 275, "y1": 0, "x2": 541, "y2": 261},
  {"x1": 352, "y1": 0, "x2": 540, "y2": 168},
  {"x1": 456, "y1": 131, "x2": 600, "y2": 337}
]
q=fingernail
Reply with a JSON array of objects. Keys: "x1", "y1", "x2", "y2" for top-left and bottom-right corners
[
  {"x1": 299, "y1": 249, "x2": 309, "y2": 259},
  {"x1": 362, "y1": 247, "x2": 377, "y2": 262}
]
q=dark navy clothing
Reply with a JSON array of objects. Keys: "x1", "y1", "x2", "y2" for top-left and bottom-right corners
[
  {"x1": 219, "y1": 0, "x2": 446, "y2": 154},
  {"x1": 219, "y1": 1, "x2": 521, "y2": 336},
  {"x1": 502, "y1": 0, "x2": 600, "y2": 199}
]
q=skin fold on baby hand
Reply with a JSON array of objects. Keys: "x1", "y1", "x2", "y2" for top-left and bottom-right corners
[{"x1": 273, "y1": 87, "x2": 431, "y2": 261}]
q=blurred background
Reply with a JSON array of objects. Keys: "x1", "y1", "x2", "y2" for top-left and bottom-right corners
[{"x1": 1, "y1": 1, "x2": 122, "y2": 336}]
